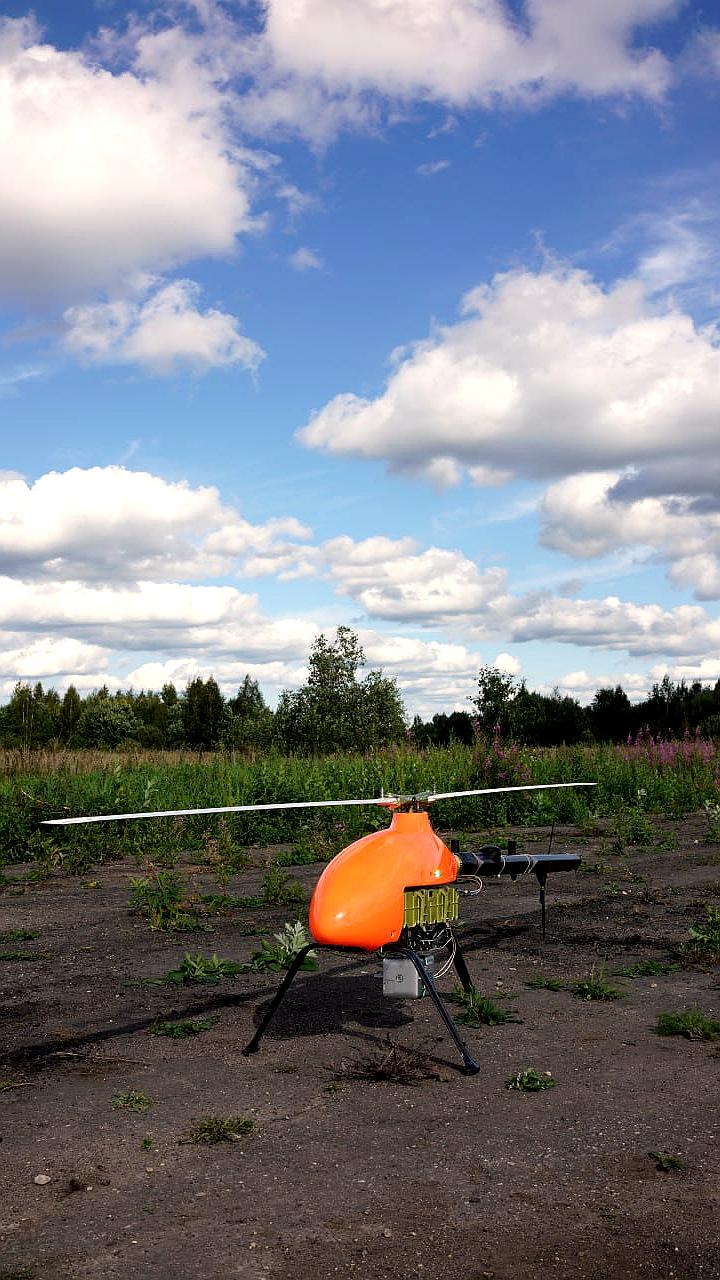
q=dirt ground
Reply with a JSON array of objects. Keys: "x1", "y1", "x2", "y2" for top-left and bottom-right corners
[{"x1": 1, "y1": 814, "x2": 719, "y2": 1280}]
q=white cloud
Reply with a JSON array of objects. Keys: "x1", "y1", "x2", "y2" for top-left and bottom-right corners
[
  {"x1": 261, "y1": 0, "x2": 676, "y2": 109},
  {"x1": 299, "y1": 264, "x2": 720, "y2": 485},
  {"x1": 416, "y1": 160, "x2": 450, "y2": 177},
  {"x1": 538, "y1": 669, "x2": 649, "y2": 703},
  {"x1": 0, "y1": 466, "x2": 311, "y2": 583},
  {"x1": 0, "y1": 17, "x2": 257, "y2": 303},
  {"x1": 540, "y1": 471, "x2": 720, "y2": 599},
  {"x1": 500, "y1": 594, "x2": 720, "y2": 658},
  {"x1": 0, "y1": 635, "x2": 110, "y2": 681},
  {"x1": 3, "y1": 464, "x2": 720, "y2": 713},
  {"x1": 493, "y1": 652, "x2": 521, "y2": 675},
  {"x1": 289, "y1": 247, "x2": 324, "y2": 271},
  {"x1": 0, "y1": 575, "x2": 321, "y2": 664},
  {"x1": 323, "y1": 534, "x2": 507, "y2": 620},
  {"x1": 63, "y1": 280, "x2": 264, "y2": 375}
]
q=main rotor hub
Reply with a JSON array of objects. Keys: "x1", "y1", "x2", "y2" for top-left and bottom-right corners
[{"x1": 385, "y1": 792, "x2": 433, "y2": 812}]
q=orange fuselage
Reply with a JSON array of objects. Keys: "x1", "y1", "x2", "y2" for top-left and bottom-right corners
[{"x1": 308, "y1": 810, "x2": 458, "y2": 951}]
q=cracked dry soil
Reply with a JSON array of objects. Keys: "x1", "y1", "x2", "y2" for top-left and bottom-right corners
[{"x1": 1, "y1": 814, "x2": 719, "y2": 1280}]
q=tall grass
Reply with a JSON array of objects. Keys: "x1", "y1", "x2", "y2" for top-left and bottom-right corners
[{"x1": 1, "y1": 734, "x2": 718, "y2": 868}]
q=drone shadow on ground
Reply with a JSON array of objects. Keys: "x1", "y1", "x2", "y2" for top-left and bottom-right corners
[{"x1": 250, "y1": 965, "x2": 415, "y2": 1042}]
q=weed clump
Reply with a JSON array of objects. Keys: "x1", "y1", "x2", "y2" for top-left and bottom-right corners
[
  {"x1": 260, "y1": 862, "x2": 305, "y2": 906},
  {"x1": 184, "y1": 1116, "x2": 254, "y2": 1144},
  {"x1": 0, "y1": 951, "x2": 46, "y2": 962},
  {"x1": 684, "y1": 906, "x2": 720, "y2": 961},
  {"x1": 162, "y1": 953, "x2": 247, "y2": 984},
  {"x1": 339, "y1": 1042, "x2": 449, "y2": 1084},
  {"x1": 452, "y1": 987, "x2": 521, "y2": 1026},
  {"x1": 525, "y1": 974, "x2": 565, "y2": 991},
  {"x1": 656, "y1": 1009, "x2": 720, "y2": 1041},
  {"x1": 150, "y1": 1016, "x2": 219, "y2": 1038},
  {"x1": 573, "y1": 968, "x2": 624, "y2": 1001},
  {"x1": 129, "y1": 866, "x2": 202, "y2": 931},
  {"x1": 612, "y1": 805, "x2": 656, "y2": 853},
  {"x1": 615, "y1": 959, "x2": 679, "y2": 978},
  {"x1": 249, "y1": 921, "x2": 317, "y2": 972},
  {"x1": 648, "y1": 1150, "x2": 686, "y2": 1172},
  {"x1": 506, "y1": 1068, "x2": 555, "y2": 1092},
  {"x1": 112, "y1": 1089, "x2": 154, "y2": 1112}
]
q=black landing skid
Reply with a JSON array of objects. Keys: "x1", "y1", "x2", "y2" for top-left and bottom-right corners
[{"x1": 242, "y1": 936, "x2": 480, "y2": 1076}]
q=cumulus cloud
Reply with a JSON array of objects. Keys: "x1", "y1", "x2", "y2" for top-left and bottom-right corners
[
  {"x1": 538, "y1": 669, "x2": 650, "y2": 703},
  {"x1": 3, "y1": 464, "x2": 720, "y2": 711},
  {"x1": 289, "y1": 247, "x2": 323, "y2": 271},
  {"x1": 299, "y1": 264, "x2": 720, "y2": 486},
  {"x1": 323, "y1": 534, "x2": 507, "y2": 620},
  {"x1": 500, "y1": 594, "x2": 720, "y2": 658},
  {"x1": 260, "y1": 0, "x2": 676, "y2": 110},
  {"x1": 540, "y1": 471, "x2": 720, "y2": 599},
  {"x1": 63, "y1": 280, "x2": 264, "y2": 374},
  {"x1": 0, "y1": 467, "x2": 311, "y2": 583},
  {"x1": 0, "y1": 635, "x2": 110, "y2": 681},
  {"x1": 0, "y1": 575, "x2": 321, "y2": 662},
  {"x1": 0, "y1": 16, "x2": 257, "y2": 303}
]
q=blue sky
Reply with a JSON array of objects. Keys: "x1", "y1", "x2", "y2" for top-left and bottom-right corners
[{"x1": 1, "y1": 0, "x2": 720, "y2": 715}]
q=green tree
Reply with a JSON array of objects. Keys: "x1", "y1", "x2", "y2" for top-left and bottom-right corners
[
  {"x1": 59, "y1": 685, "x2": 83, "y2": 743},
  {"x1": 75, "y1": 696, "x2": 139, "y2": 748},
  {"x1": 181, "y1": 676, "x2": 226, "y2": 749},
  {"x1": 589, "y1": 685, "x2": 632, "y2": 743},
  {"x1": 224, "y1": 675, "x2": 273, "y2": 750},
  {"x1": 472, "y1": 666, "x2": 518, "y2": 738},
  {"x1": 274, "y1": 627, "x2": 406, "y2": 754}
]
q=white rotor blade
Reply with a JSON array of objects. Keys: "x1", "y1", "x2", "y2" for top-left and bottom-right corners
[
  {"x1": 41, "y1": 795, "x2": 399, "y2": 827},
  {"x1": 41, "y1": 780, "x2": 594, "y2": 827},
  {"x1": 428, "y1": 782, "x2": 596, "y2": 801}
]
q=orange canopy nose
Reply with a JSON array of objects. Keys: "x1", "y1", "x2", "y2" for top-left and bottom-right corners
[{"x1": 308, "y1": 810, "x2": 458, "y2": 951}]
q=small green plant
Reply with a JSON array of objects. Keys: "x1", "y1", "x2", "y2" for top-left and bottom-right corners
[
  {"x1": 201, "y1": 893, "x2": 262, "y2": 915},
  {"x1": 615, "y1": 959, "x2": 679, "y2": 978},
  {"x1": 656, "y1": 1009, "x2": 720, "y2": 1041},
  {"x1": 162, "y1": 952, "x2": 247, "y2": 984},
  {"x1": 648, "y1": 1150, "x2": 685, "y2": 1172},
  {"x1": 613, "y1": 805, "x2": 655, "y2": 852},
  {"x1": 0, "y1": 950, "x2": 47, "y2": 962},
  {"x1": 141, "y1": 1135, "x2": 154, "y2": 1151},
  {"x1": 204, "y1": 823, "x2": 251, "y2": 888},
  {"x1": 259, "y1": 862, "x2": 305, "y2": 907},
  {"x1": 506, "y1": 1068, "x2": 555, "y2": 1091},
  {"x1": 112, "y1": 1089, "x2": 154, "y2": 1111},
  {"x1": 573, "y1": 968, "x2": 624, "y2": 1001},
  {"x1": 654, "y1": 831, "x2": 679, "y2": 852},
  {"x1": 248, "y1": 921, "x2": 317, "y2": 972},
  {"x1": 583, "y1": 862, "x2": 616, "y2": 876},
  {"x1": 525, "y1": 974, "x2": 565, "y2": 991},
  {"x1": 149, "y1": 1015, "x2": 219, "y2": 1038},
  {"x1": 184, "y1": 1115, "x2": 254, "y2": 1144},
  {"x1": 129, "y1": 865, "x2": 200, "y2": 931},
  {"x1": 704, "y1": 800, "x2": 720, "y2": 844},
  {"x1": 686, "y1": 906, "x2": 720, "y2": 959},
  {"x1": 0, "y1": 929, "x2": 40, "y2": 941},
  {"x1": 288, "y1": 825, "x2": 342, "y2": 865},
  {"x1": 452, "y1": 986, "x2": 521, "y2": 1026}
]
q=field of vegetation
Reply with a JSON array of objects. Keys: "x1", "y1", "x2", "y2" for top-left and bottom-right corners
[{"x1": 1, "y1": 731, "x2": 719, "y2": 874}]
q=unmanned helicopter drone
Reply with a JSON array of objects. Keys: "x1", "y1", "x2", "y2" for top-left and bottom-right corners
[{"x1": 44, "y1": 780, "x2": 593, "y2": 1075}]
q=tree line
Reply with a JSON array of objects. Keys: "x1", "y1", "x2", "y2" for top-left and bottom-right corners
[{"x1": 2, "y1": 629, "x2": 719, "y2": 753}]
